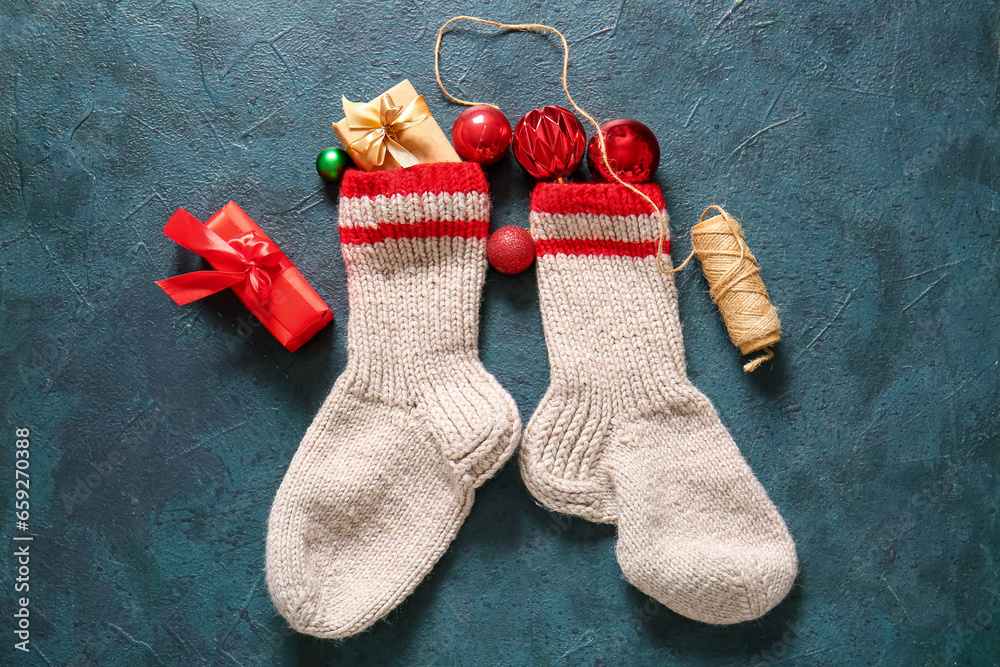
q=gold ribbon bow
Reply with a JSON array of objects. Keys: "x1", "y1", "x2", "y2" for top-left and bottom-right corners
[{"x1": 342, "y1": 93, "x2": 431, "y2": 168}]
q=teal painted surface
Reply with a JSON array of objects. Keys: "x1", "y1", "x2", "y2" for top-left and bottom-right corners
[{"x1": 1, "y1": 1, "x2": 998, "y2": 665}]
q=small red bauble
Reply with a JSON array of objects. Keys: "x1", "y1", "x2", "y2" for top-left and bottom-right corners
[
  {"x1": 587, "y1": 119, "x2": 661, "y2": 183},
  {"x1": 452, "y1": 105, "x2": 512, "y2": 165},
  {"x1": 487, "y1": 226, "x2": 536, "y2": 274},
  {"x1": 512, "y1": 106, "x2": 587, "y2": 180}
]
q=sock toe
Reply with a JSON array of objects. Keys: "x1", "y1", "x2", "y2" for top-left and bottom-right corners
[
  {"x1": 608, "y1": 415, "x2": 798, "y2": 625},
  {"x1": 266, "y1": 395, "x2": 475, "y2": 638},
  {"x1": 618, "y1": 535, "x2": 797, "y2": 624},
  {"x1": 303, "y1": 489, "x2": 472, "y2": 637},
  {"x1": 268, "y1": 460, "x2": 474, "y2": 638}
]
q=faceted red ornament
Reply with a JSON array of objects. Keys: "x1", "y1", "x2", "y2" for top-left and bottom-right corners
[
  {"x1": 587, "y1": 119, "x2": 661, "y2": 183},
  {"x1": 487, "y1": 226, "x2": 536, "y2": 274},
  {"x1": 452, "y1": 105, "x2": 512, "y2": 165},
  {"x1": 512, "y1": 106, "x2": 587, "y2": 181}
]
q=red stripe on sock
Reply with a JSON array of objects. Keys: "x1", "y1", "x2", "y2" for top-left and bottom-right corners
[
  {"x1": 340, "y1": 162, "x2": 488, "y2": 200},
  {"x1": 534, "y1": 237, "x2": 671, "y2": 258},
  {"x1": 531, "y1": 182, "x2": 665, "y2": 217},
  {"x1": 339, "y1": 219, "x2": 488, "y2": 244}
]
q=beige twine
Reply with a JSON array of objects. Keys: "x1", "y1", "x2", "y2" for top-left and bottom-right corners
[{"x1": 671, "y1": 206, "x2": 780, "y2": 372}]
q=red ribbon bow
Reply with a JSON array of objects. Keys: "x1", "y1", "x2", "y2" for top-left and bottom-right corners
[{"x1": 155, "y1": 208, "x2": 290, "y2": 306}]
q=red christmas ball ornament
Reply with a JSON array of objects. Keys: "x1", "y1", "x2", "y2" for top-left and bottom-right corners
[
  {"x1": 452, "y1": 105, "x2": 512, "y2": 165},
  {"x1": 487, "y1": 226, "x2": 536, "y2": 275},
  {"x1": 512, "y1": 106, "x2": 587, "y2": 181},
  {"x1": 587, "y1": 119, "x2": 661, "y2": 183}
]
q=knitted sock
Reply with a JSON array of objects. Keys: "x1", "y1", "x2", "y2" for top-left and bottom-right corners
[
  {"x1": 521, "y1": 182, "x2": 797, "y2": 625},
  {"x1": 266, "y1": 163, "x2": 520, "y2": 638}
]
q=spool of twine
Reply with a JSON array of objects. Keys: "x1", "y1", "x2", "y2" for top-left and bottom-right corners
[{"x1": 675, "y1": 206, "x2": 780, "y2": 372}]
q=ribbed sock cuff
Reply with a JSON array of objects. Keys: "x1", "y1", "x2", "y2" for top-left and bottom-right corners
[
  {"x1": 530, "y1": 182, "x2": 668, "y2": 258},
  {"x1": 339, "y1": 163, "x2": 489, "y2": 244}
]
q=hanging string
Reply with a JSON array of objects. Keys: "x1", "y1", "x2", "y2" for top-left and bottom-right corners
[{"x1": 434, "y1": 16, "x2": 673, "y2": 273}]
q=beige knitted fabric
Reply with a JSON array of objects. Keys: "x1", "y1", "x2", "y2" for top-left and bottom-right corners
[
  {"x1": 521, "y1": 182, "x2": 797, "y2": 625},
  {"x1": 266, "y1": 163, "x2": 520, "y2": 639}
]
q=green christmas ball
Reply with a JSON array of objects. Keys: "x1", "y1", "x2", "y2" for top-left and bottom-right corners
[{"x1": 316, "y1": 147, "x2": 353, "y2": 182}]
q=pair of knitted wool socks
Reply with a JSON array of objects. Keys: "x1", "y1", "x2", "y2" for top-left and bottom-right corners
[{"x1": 266, "y1": 162, "x2": 797, "y2": 638}]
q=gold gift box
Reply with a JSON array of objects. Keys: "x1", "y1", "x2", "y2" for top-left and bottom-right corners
[{"x1": 333, "y1": 79, "x2": 460, "y2": 171}]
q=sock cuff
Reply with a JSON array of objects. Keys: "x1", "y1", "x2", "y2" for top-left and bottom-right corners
[
  {"x1": 531, "y1": 181, "x2": 665, "y2": 217},
  {"x1": 529, "y1": 182, "x2": 669, "y2": 258},
  {"x1": 340, "y1": 161, "x2": 487, "y2": 199},
  {"x1": 339, "y1": 163, "x2": 489, "y2": 244}
]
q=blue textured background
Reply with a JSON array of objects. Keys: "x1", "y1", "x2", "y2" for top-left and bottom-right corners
[{"x1": 2, "y1": 1, "x2": 999, "y2": 665}]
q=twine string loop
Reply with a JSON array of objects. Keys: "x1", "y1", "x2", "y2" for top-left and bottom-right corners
[{"x1": 434, "y1": 16, "x2": 672, "y2": 271}]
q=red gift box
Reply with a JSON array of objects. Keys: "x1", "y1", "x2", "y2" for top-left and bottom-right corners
[{"x1": 156, "y1": 202, "x2": 333, "y2": 352}]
